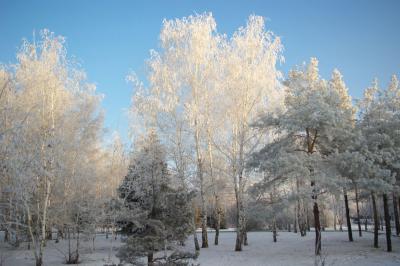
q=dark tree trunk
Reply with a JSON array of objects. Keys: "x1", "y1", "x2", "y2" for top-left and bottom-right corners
[
  {"x1": 371, "y1": 193, "x2": 379, "y2": 248},
  {"x1": 383, "y1": 194, "x2": 392, "y2": 252},
  {"x1": 214, "y1": 223, "x2": 220, "y2": 245},
  {"x1": 46, "y1": 228, "x2": 52, "y2": 240},
  {"x1": 306, "y1": 205, "x2": 311, "y2": 232},
  {"x1": 214, "y1": 204, "x2": 220, "y2": 245},
  {"x1": 294, "y1": 205, "x2": 298, "y2": 233},
  {"x1": 192, "y1": 203, "x2": 200, "y2": 251},
  {"x1": 364, "y1": 218, "x2": 368, "y2": 231},
  {"x1": 148, "y1": 252, "x2": 154, "y2": 266},
  {"x1": 234, "y1": 199, "x2": 242, "y2": 251},
  {"x1": 4, "y1": 228, "x2": 9, "y2": 242},
  {"x1": 235, "y1": 232, "x2": 242, "y2": 251},
  {"x1": 393, "y1": 193, "x2": 400, "y2": 236},
  {"x1": 243, "y1": 230, "x2": 248, "y2": 246},
  {"x1": 36, "y1": 257, "x2": 42, "y2": 266},
  {"x1": 355, "y1": 185, "x2": 362, "y2": 237},
  {"x1": 313, "y1": 201, "x2": 321, "y2": 255},
  {"x1": 273, "y1": 218, "x2": 277, "y2": 242},
  {"x1": 194, "y1": 232, "x2": 200, "y2": 251},
  {"x1": 344, "y1": 189, "x2": 353, "y2": 242},
  {"x1": 201, "y1": 211, "x2": 208, "y2": 248}
]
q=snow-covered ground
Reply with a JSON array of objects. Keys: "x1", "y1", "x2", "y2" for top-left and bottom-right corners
[
  {"x1": 1, "y1": 231, "x2": 400, "y2": 265},
  {"x1": 192, "y1": 231, "x2": 400, "y2": 266}
]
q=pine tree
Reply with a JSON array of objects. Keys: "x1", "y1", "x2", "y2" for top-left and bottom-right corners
[{"x1": 116, "y1": 131, "x2": 196, "y2": 265}]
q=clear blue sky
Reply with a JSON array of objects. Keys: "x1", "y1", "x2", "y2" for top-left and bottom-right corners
[{"x1": 1, "y1": 0, "x2": 399, "y2": 145}]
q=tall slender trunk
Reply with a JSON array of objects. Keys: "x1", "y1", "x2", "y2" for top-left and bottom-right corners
[
  {"x1": 344, "y1": 189, "x2": 353, "y2": 242},
  {"x1": 234, "y1": 165, "x2": 244, "y2": 251},
  {"x1": 393, "y1": 193, "x2": 400, "y2": 236},
  {"x1": 148, "y1": 252, "x2": 154, "y2": 266},
  {"x1": 192, "y1": 204, "x2": 200, "y2": 251},
  {"x1": 234, "y1": 196, "x2": 242, "y2": 251},
  {"x1": 206, "y1": 124, "x2": 220, "y2": 246},
  {"x1": 355, "y1": 185, "x2": 362, "y2": 237},
  {"x1": 312, "y1": 181, "x2": 321, "y2": 255},
  {"x1": 75, "y1": 226, "x2": 80, "y2": 263},
  {"x1": 371, "y1": 192, "x2": 379, "y2": 248},
  {"x1": 294, "y1": 205, "x2": 298, "y2": 233},
  {"x1": 333, "y1": 196, "x2": 337, "y2": 231},
  {"x1": 194, "y1": 124, "x2": 208, "y2": 248},
  {"x1": 214, "y1": 202, "x2": 221, "y2": 245},
  {"x1": 296, "y1": 178, "x2": 306, "y2": 236},
  {"x1": 306, "y1": 203, "x2": 311, "y2": 232},
  {"x1": 364, "y1": 217, "x2": 368, "y2": 231},
  {"x1": 382, "y1": 194, "x2": 392, "y2": 252},
  {"x1": 333, "y1": 213, "x2": 337, "y2": 231},
  {"x1": 313, "y1": 201, "x2": 321, "y2": 255},
  {"x1": 25, "y1": 201, "x2": 39, "y2": 265},
  {"x1": 272, "y1": 216, "x2": 277, "y2": 242}
]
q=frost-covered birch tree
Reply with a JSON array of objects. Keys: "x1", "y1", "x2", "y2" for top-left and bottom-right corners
[
  {"x1": 214, "y1": 15, "x2": 283, "y2": 251},
  {"x1": 0, "y1": 30, "x2": 105, "y2": 265}
]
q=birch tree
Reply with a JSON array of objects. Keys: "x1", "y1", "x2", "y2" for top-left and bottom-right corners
[{"x1": 215, "y1": 15, "x2": 283, "y2": 251}]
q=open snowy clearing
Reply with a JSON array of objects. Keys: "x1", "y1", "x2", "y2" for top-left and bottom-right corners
[{"x1": 1, "y1": 231, "x2": 400, "y2": 266}]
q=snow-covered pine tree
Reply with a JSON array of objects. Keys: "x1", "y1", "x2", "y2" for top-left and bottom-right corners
[
  {"x1": 356, "y1": 76, "x2": 400, "y2": 252},
  {"x1": 116, "y1": 130, "x2": 196, "y2": 266},
  {"x1": 251, "y1": 58, "x2": 356, "y2": 255}
]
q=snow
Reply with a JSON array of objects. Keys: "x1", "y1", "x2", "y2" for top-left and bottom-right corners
[
  {"x1": 192, "y1": 231, "x2": 400, "y2": 266},
  {"x1": 1, "y1": 231, "x2": 400, "y2": 265}
]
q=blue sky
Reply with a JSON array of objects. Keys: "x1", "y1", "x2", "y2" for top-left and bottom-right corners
[{"x1": 1, "y1": 0, "x2": 399, "y2": 145}]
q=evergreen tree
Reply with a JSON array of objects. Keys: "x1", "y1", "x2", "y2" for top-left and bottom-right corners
[{"x1": 116, "y1": 131, "x2": 196, "y2": 266}]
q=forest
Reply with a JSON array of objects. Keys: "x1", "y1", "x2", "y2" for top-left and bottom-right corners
[{"x1": 1, "y1": 12, "x2": 400, "y2": 266}]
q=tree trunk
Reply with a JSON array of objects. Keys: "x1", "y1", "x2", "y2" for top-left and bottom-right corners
[
  {"x1": 4, "y1": 228, "x2": 9, "y2": 243},
  {"x1": 235, "y1": 228, "x2": 242, "y2": 251},
  {"x1": 383, "y1": 194, "x2": 392, "y2": 252},
  {"x1": 75, "y1": 227, "x2": 80, "y2": 263},
  {"x1": 214, "y1": 196, "x2": 221, "y2": 245},
  {"x1": 193, "y1": 231, "x2": 200, "y2": 251},
  {"x1": 243, "y1": 229, "x2": 248, "y2": 246},
  {"x1": 234, "y1": 170, "x2": 244, "y2": 251},
  {"x1": 192, "y1": 204, "x2": 200, "y2": 251},
  {"x1": 393, "y1": 193, "x2": 400, "y2": 236},
  {"x1": 214, "y1": 210, "x2": 220, "y2": 245},
  {"x1": 371, "y1": 192, "x2": 379, "y2": 248},
  {"x1": 333, "y1": 198, "x2": 337, "y2": 231},
  {"x1": 294, "y1": 205, "x2": 298, "y2": 233},
  {"x1": 234, "y1": 201, "x2": 242, "y2": 251},
  {"x1": 36, "y1": 257, "x2": 43, "y2": 266},
  {"x1": 313, "y1": 201, "x2": 321, "y2": 255},
  {"x1": 344, "y1": 189, "x2": 353, "y2": 242},
  {"x1": 311, "y1": 178, "x2": 321, "y2": 255},
  {"x1": 355, "y1": 185, "x2": 362, "y2": 237},
  {"x1": 306, "y1": 204, "x2": 311, "y2": 232},
  {"x1": 148, "y1": 252, "x2": 154, "y2": 266},
  {"x1": 273, "y1": 216, "x2": 277, "y2": 242},
  {"x1": 199, "y1": 162, "x2": 208, "y2": 249}
]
